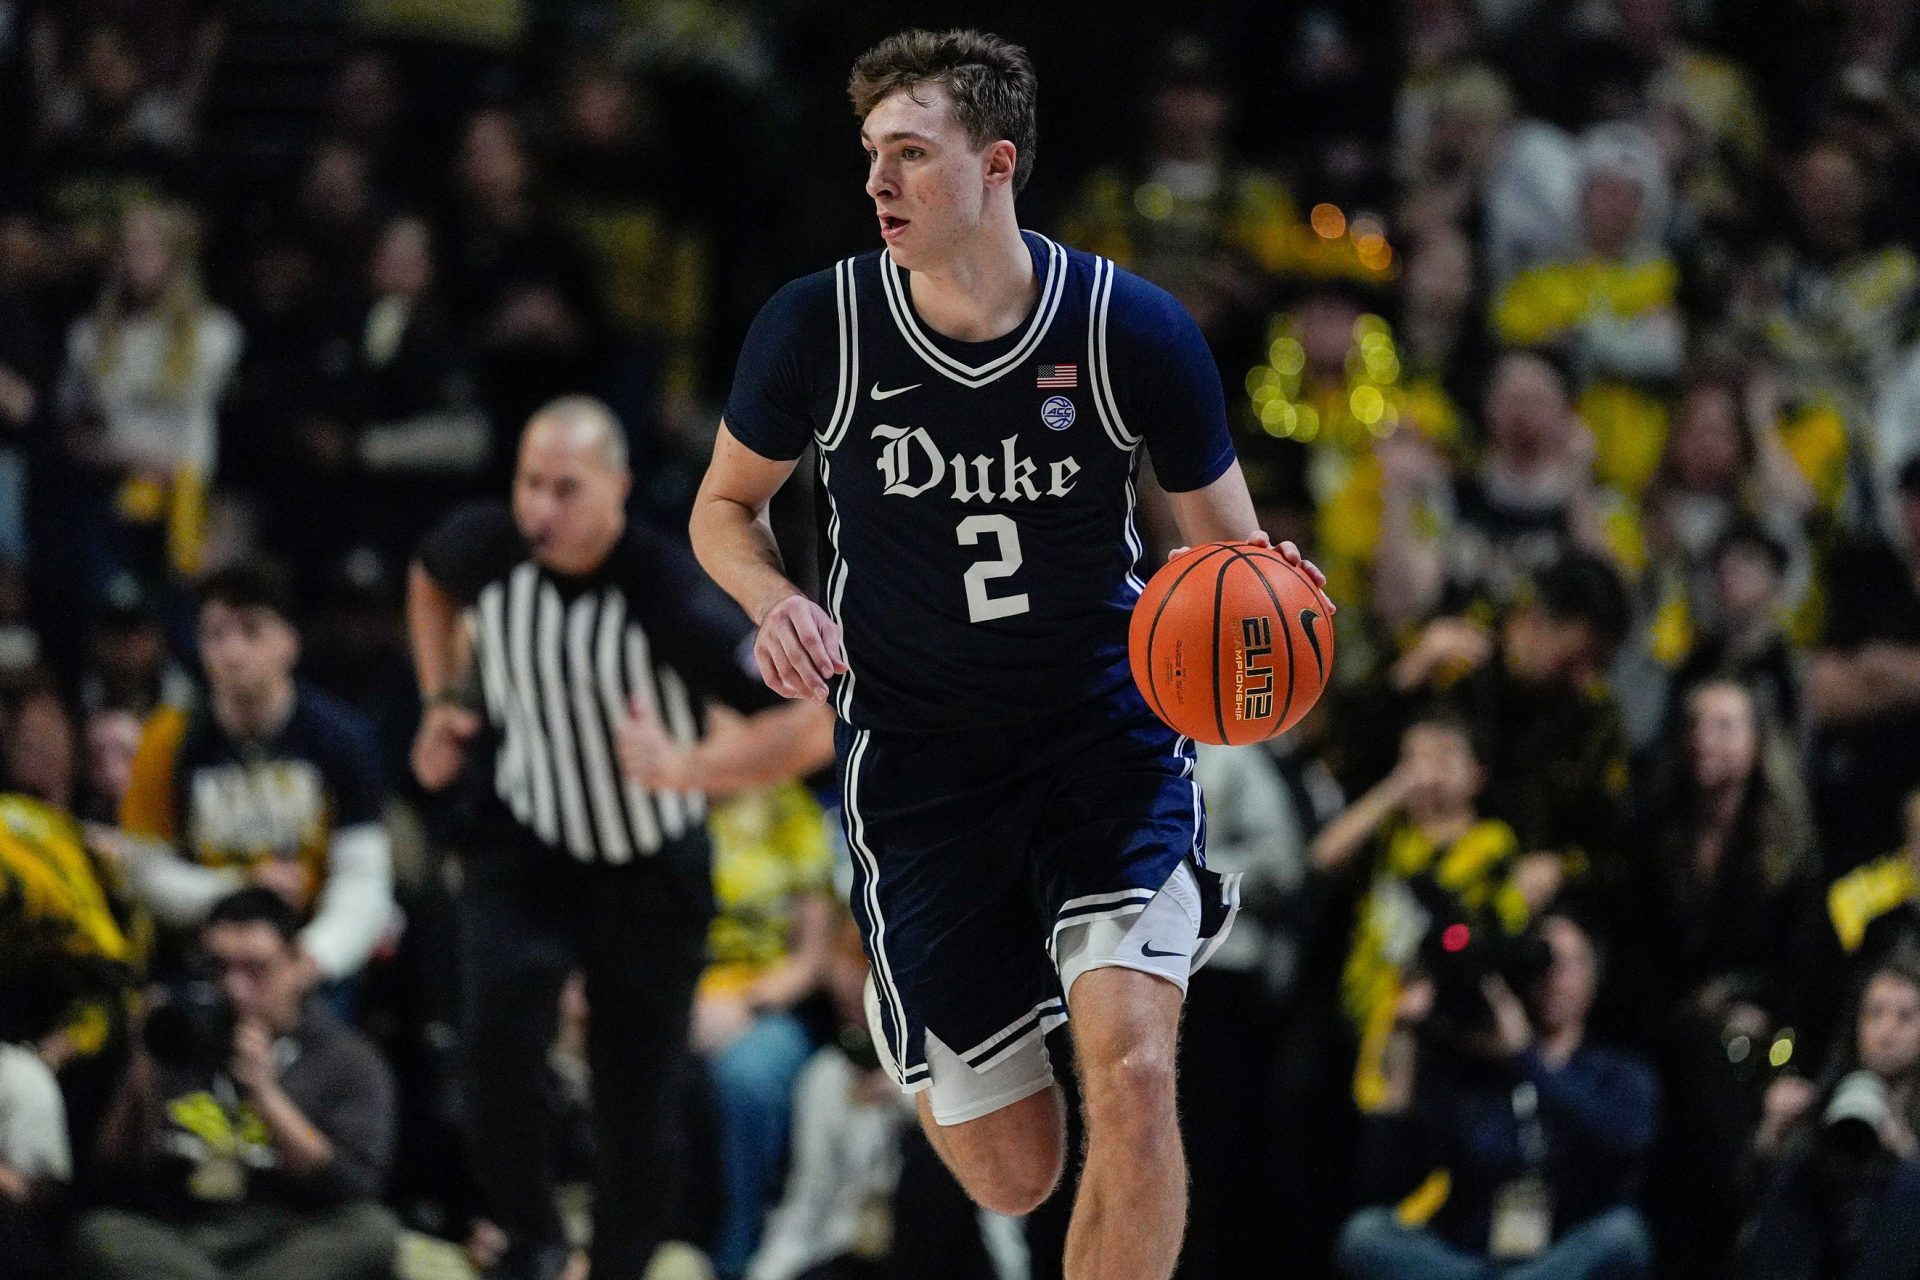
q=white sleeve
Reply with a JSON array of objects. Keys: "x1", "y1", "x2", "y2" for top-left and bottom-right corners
[
  {"x1": 122, "y1": 837, "x2": 245, "y2": 926},
  {"x1": 298, "y1": 821, "x2": 395, "y2": 980},
  {"x1": 0, "y1": 1047, "x2": 71, "y2": 1183}
]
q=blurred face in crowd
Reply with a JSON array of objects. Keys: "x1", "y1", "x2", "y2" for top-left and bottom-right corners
[
  {"x1": 1400, "y1": 720, "x2": 1483, "y2": 814},
  {"x1": 85, "y1": 709, "x2": 142, "y2": 809},
  {"x1": 1405, "y1": 226, "x2": 1475, "y2": 320},
  {"x1": 1581, "y1": 171, "x2": 1644, "y2": 259},
  {"x1": 1484, "y1": 353, "x2": 1570, "y2": 468},
  {"x1": 1529, "y1": 916, "x2": 1598, "y2": 1038},
  {"x1": 117, "y1": 205, "x2": 179, "y2": 306},
  {"x1": 513, "y1": 407, "x2": 631, "y2": 576},
  {"x1": 371, "y1": 217, "x2": 434, "y2": 299},
  {"x1": 82, "y1": 27, "x2": 144, "y2": 115},
  {"x1": 1794, "y1": 143, "x2": 1866, "y2": 253},
  {"x1": 1687, "y1": 681, "x2": 1758, "y2": 792},
  {"x1": 1298, "y1": 295, "x2": 1364, "y2": 381},
  {"x1": 302, "y1": 142, "x2": 373, "y2": 228},
  {"x1": 1669, "y1": 383, "x2": 1744, "y2": 493},
  {"x1": 1858, "y1": 971, "x2": 1920, "y2": 1082},
  {"x1": 7, "y1": 691, "x2": 75, "y2": 809},
  {"x1": 332, "y1": 51, "x2": 399, "y2": 141},
  {"x1": 95, "y1": 617, "x2": 164, "y2": 687},
  {"x1": 206, "y1": 919, "x2": 305, "y2": 1033},
  {"x1": 199, "y1": 603, "x2": 299, "y2": 709},
  {"x1": 1151, "y1": 81, "x2": 1230, "y2": 160},
  {"x1": 462, "y1": 111, "x2": 532, "y2": 213},
  {"x1": 1714, "y1": 542, "x2": 1782, "y2": 629},
  {"x1": 1502, "y1": 604, "x2": 1596, "y2": 686},
  {"x1": 567, "y1": 68, "x2": 636, "y2": 148},
  {"x1": 862, "y1": 83, "x2": 1013, "y2": 273}
]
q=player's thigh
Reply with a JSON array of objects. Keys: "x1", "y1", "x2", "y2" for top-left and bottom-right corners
[
  {"x1": 915, "y1": 1073, "x2": 1066, "y2": 1212},
  {"x1": 1067, "y1": 965, "x2": 1185, "y2": 1118}
]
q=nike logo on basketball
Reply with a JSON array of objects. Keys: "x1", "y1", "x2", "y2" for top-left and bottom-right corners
[
  {"x1": 1300, "y1": 608, "x2": 1326, "y2": 679},
  {"x1": 1141, "y1": 941, "x2": 1181, "y2": 958},
  {"x1": 869, "y1": 381, "x2": 921, "y2": 401}
]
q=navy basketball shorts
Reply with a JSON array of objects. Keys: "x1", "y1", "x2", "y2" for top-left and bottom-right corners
[{"x1": 836, "y1": 688, "x2": 1243, "y2": 1126}]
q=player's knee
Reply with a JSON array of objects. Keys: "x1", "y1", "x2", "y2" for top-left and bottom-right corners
[
  {"x1": 1081, "y1": 1044, "x2": 1178, "y2": 1123},
  {"x1": 959, "y1": 1144, "x2": 1063, "y2": 1217}
]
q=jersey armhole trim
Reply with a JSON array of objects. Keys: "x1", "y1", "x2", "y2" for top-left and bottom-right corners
[
  {"x1": 817, "y1": 257, "x2": 861, "y2": 453},
  {"x1": 1087, "y1": 257, "x2": 1143, "y2": 451}
]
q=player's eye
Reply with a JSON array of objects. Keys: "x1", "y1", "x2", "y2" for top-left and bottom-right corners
[{"x1": 902, "y1": 148, "x2": 924, "y2": 160}]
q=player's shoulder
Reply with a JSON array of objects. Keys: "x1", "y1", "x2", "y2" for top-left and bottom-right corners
[
  {"x1": 1054, "y1": 241, "x2": 1199, "y2": 345},
  {"x1": 758, "y1": 250, "x2": 887, "y2": 325}
]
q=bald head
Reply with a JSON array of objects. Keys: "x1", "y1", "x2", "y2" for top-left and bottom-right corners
[
  {"x1": 514, "y1": 397, "x2": 633, "y2": 574},
  {"x1": 522, "y1": 395, "x2": 630, "y2": 475}
]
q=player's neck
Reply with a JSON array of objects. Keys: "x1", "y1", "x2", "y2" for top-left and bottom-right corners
[{"x1": 905, "y1": 218, "x2": 1036, "y2": 344}]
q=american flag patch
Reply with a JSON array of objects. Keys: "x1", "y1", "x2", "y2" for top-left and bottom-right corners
[{"x1": 1037, "y1": 363, "x2": 1078, "y2": 388}]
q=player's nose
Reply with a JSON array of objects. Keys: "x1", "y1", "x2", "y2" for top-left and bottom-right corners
[{"x1": 865, "y1": 164, "x2": 896, "y2": 202}]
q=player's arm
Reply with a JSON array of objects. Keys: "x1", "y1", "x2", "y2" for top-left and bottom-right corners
[
  {"x1": 1164, "y1": 461, "x2": 1329, "y2": 592},
  {"x1": 690, "y1": 424, "x2": 847, "y2": 701}
]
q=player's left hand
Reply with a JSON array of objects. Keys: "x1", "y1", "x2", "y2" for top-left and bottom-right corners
[
  {"x1": 1165, "y1": 534, "x2": 1332, "y2": 603},
  {"x1": 617, "y1": 696, "x2": 697, "y2": 791}
]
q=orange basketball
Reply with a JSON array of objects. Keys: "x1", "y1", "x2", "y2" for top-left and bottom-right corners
[{"x1": 1128, "y1": 541, "x2": 1335, "y2": 746}]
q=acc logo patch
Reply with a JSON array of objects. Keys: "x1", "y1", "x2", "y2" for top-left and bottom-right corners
[{"x1": 1041, "y1": 396, "x2": 1076, "y2": 431}]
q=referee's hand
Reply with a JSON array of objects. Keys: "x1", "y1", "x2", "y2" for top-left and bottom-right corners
[
  {"x1": 412, "y1": 702, "x2": 480, "y2": 791},
  {"x1": 755, "y1": 594, "x2": 848, "y2": 702}
]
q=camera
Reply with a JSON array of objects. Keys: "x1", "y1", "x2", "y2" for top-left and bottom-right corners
[
  {"x1": 1411, "y1": 883, "x2": 1553, "y2": 1037},
  {"x1": 142, "y1": 975, "x2": 237, "y2": 1070},
  {"x1": 1823, "y1": 1070, "x2": 1895, "y2": 1159}
]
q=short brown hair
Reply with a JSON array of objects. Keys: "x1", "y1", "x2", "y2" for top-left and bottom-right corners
[{"x1": 848, "y1": 29, "x2": 1038, "y2": 193}]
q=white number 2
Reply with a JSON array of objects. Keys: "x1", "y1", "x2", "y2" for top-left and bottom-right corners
[{"x1": 956, "y1": 514, "x2": 1029, "y2": 622}]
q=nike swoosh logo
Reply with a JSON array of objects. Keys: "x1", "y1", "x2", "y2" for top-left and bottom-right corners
[
  {"x1": 1140, "y1": 941, "x2": 1181, "y2": 958},
  {"x1": 869, "y1": 382, "x2": 922, "y2": 401},
  {"x1": 1300, "y1": 608, "x2": 1326, "y2": 680}
]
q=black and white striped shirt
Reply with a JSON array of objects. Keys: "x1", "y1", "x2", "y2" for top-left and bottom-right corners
[{"x1": 418, "y1": 501, "x2": 776, "y2": 863}]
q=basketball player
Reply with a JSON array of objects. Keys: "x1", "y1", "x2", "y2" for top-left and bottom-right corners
[{"x1": 687, "y1": 30, "x2": 1325, "y2": 1279}]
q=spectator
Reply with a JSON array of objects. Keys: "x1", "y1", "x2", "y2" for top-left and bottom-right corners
[
  {"x1": 1627, "y1": 677, "x2": 1826, "y2": 1279},
  {"x1": 1743, "y1": 955, "x2": 1920, "y2": 1280},
  {"x1": 1374, "y1": 350, "x2": 1640, "y2": 629},
  {"x1": 1638, "y1": 370, "x2": 1815, "y2": 674},
  {"x1": 116, "y1": 563, "x2": 395, "y2": 988},
  {"x1": 0, "y1": 1034, "x2": 70, "y2": 1280},
  {"x1": 78, "y1": 573, "x2": 195, "y2": 718},
  {"x1": 1828, "y1": 789, "x2": 1920, "y2": 972},
  {"x1": 1313, "y1": 711, "x2": 1539, "y2": 1111},
  {"x1": 1662, "y1": 518, "x2": 1805, "y2": 749},
  {"x1": 696, "y1": 777, "x2": 836, "y2": 1278},
  {"x1": 1495, "y1": 123, "x2": 1683, "y2": 496},
  {"x1": 1388, "y1": 552, "x2": 1634, "y2": 880},
  {"x1": 54, "y1": 199, "x2": 241, "y2": 600},
  {"x1": 82, "y1": 705, "x2": 142, "y2": 823},
  {"x1": 1337, "y1": 912, "x2": 1658, "y2": 1280},
  {"x1": 1811, "y1": 454, "x2": 1920, "y2": 865},
  {"x1": 71, "y1": 888, "x2": 399, "y2": 1280},
  {"x1": 746, "y1": 918, "x2": 911, "y2": 1280}
]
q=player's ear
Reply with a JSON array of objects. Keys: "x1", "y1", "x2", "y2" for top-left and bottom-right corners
[{"x1": 983, "y1": 139, "x2": 1017, "y2": 190}]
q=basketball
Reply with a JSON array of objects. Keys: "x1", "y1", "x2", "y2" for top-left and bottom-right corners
[{"x1": 1129, "y1": 541, "x2": 1335, "y2": 746}]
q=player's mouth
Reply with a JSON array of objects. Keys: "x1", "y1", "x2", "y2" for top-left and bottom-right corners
[{"x1": 879, "y1": 213, "x2": 910, "y2": 241}]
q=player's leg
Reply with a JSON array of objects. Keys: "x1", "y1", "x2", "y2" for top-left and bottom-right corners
[
  {"x1": 842, "y1": 721, "x2": 1068, "y2": 1216},
  {"x1": 1060, "y1": 966, "x2": 1187, "y2": 1280},
  {"x1": 914, "y1": 1083, "x2": 1067, "y2": 1217}
]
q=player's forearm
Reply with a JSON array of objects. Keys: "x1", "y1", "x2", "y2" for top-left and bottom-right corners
[
  {"x1": 1165, "y1": 461, "x2": 1260, "y2": 546},
  {"x1": 406, "y1": 562, "x2": 466, "y2": 699},
  {"x1": 690, "y1": 492, "x2": 805, "y2": 625}
]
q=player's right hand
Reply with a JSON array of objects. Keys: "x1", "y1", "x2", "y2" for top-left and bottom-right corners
[
  {"x1": 755, "y1": 594, "x2": 847, "y2": 703},
  {"x1": 412, "y1": 701, "x2": 480, "y2": 791}
]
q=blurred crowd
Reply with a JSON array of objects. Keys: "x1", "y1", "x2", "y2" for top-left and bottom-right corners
[{"x1": 6, "y1": 1, "x2": 1920, "y2": 1279}]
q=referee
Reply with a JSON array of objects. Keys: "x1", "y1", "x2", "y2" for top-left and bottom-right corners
[{"x1": 408, "y1": 396, "x2": 831, "y2": 1280}]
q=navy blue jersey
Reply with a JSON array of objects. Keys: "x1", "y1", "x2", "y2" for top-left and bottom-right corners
[{"x1": 725, "y1": 232, "x2": 1236, "y2": 732}]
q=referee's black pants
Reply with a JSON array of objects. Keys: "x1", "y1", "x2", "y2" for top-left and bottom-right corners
[{"x1": 457, "y1": 841, "x2": 711, "y2": 1280}]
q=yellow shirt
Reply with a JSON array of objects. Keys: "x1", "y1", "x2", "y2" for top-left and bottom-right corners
[{"x1": 701, "y1": 782, "x2": 833, "y2": 996}]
